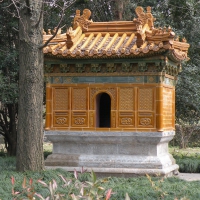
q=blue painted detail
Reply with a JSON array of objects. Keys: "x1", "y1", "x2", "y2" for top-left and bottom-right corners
[
  {"x1": 72, "y1": 77, "x2": 78, "y2": 83},
  {"x1": 112, "y1": 77, "x2": 128, "y2": 83},
  {"x1": 135, "y1": 76, "x2": 144, "y2": 83},
  {"x1": 63, "y1": 77, "x2": 73, "y2": 83},
  {"x1": 53, "y1": 77, "x2": 62, "y2": 84},
  {"x1": 78, "y1": 77, "x2": 95, "y2": 83},
  {"x1": 49, "y1": 76, "x2": 166, "y2": 84},
  {"x1": 95, "y1": 77, "x2": 112, "y2": 83},
  {"x1": 128, "y1": 77, "x2": 135, "y2": 82}
]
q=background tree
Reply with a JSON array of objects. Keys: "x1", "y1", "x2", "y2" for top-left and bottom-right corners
[
  {"x1": 0, "y1": 0, "x2": 18, "y2": 156},
  {"x1": 165, "y1": 0, "x2": 200, "y2": 148}
]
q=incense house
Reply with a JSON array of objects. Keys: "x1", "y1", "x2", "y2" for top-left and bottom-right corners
[{"x1": 43, "y1": 7, "x2": 189, "y2": 176}]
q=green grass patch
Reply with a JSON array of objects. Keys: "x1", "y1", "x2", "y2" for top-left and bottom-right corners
[
  {"x1": 170, "y1": 147, "x2": 200, "y2": 173},
  {"x1": 169, "y1": 146, "x2": 200, "y2": 157},
  {"x1": 1, "y1": 165, "x2": 200, "y2": 199}
]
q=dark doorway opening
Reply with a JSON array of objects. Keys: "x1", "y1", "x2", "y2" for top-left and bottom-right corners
[{"x1": 96, "y1": 93, "x2": 111, "y2": 128}]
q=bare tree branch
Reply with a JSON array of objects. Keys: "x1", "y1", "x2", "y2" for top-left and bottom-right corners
[
  {"x1": 0, "y1": 130, "x2": 5, "y2": 137},
  {"x1": 40, "y1": 0, "x2": 77, "y2": 49},
  {"x1": 0, "y1": 113, "x2": 8, "y2": 136},
  {"x1": 12, "y1": 27, "x2": 19, "y2": 32},
  {"x1": 0, "y1": 49, "x2": 7, "y2": 53},
  {"x1": 10, "y1": 0, "x2": 20, "y2": 19},
  {"x1": 39, "y1": 14, "x2": 64, "y2": 49}
]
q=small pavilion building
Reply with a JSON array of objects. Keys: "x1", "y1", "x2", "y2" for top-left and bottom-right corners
[{"x1": 43, "y1": 7, "x2": 189, "y2": 176}]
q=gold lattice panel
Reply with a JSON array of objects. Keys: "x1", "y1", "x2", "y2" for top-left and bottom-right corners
[
  {"x1": 163, "y1": 88, "x2": 173, "y2": 128},
  {"x1": 90, "y1": 88, "x2": 116, "y2": 110},
  {"x1": 138, "y1": 88, "x2": 153, "y2": 111},
  {"x1": 119, "y1": 88, "x2": 134, "y2": 110},
  {"x1": 54, "y1": 88, "x2": 68, "y2": 110},
  {"x1": 72, "y1": 88, "x2": 87, "y2": 110}
]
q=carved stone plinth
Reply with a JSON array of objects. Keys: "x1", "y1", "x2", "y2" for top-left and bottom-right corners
[{"x1": 45, "y1": 131, "x2": 178, "y2": 177}]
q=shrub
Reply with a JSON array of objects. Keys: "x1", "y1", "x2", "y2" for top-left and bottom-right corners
[
  {"x1": 174, "y1": 155, "x2": 200, "y2": 173},
  {"x1": 11, "y1": 169, "x2": 113, "y2": 200},
  {"x1": 170, "y1": 124, "x2": 200, "y2": 148}
]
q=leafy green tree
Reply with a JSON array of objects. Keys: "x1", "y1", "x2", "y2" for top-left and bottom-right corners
[
  {"x1": 167, "y1": 0, "x2": 200, "y2": 125},
  {"x1": 0, "y1": 0, "x2": 18, "y2": 156}
]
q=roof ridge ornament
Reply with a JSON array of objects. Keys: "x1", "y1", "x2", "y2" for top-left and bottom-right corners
[
  {"x1": 134, "y1": 6, "x2": 156, "y2": 29},
  {"x1": 73, "y1": 9, "x2": 93, "y2": 31}
]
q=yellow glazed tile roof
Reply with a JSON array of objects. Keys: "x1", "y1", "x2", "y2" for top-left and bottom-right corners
[{"x1": 43, "y1": 6, "x2": 189, "y2": 61}]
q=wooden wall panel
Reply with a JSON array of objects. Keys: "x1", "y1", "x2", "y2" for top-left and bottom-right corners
[
  {"x1": 163, "y1": 87, "x2": 173, "y2": 129},
  {"x1": 54, "y1": 88, "x2": 69, "y2": 110},
  {"x1": 47, "y1": 83, "x2": 175, "y2": 131},
  {"x1": 156, "y1": 86, "x2": 163, "y2": 131},
  {"x1": 45, "y1": 84, "x2": 52, "y2": 130},
  {"x1": 72, "y1": 111, "x2": 88, "y2": 127},
  {"x1": 138, "y1": 113, "x2": 154, "y2": 127},
  {"x1": 138, "y1": 88, "x2": 153, "y2": 111},
  {"x1": 53, "y1": 112, "x2": 69, "y2": 127},
  {"x1": 119, "y1": 112, "x2": 134, "y2": 127},
  {"x1": 137, "y1": 87, "x2": 155, "y2": 128},
  {"x1": 119, "y1": 88, "x2": 134, "y2": 110},
  {"x1": 111, "y1": 111, "x2": 116, "y2": 128},
  {"x1": 52, "y1": 88, "x2": 69, "y2": 127},
  {"x1": 89, "y1": 111, "x2": 95, "y2": 128},
  {"x1": 72, "y1": 88, "x2": 87, "y2": 110},
  {"x1": 118, "y1": 87, "x2": 135, "y2": 127}
]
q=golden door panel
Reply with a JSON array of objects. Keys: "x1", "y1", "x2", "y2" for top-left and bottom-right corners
[
  {"x1": 138, "y1": 88, "x2": 154, "y2": 111},
  {"x1": 71, "y1": 111, "x2": 88, "y2": 127},
  {"x1": 137, "y1": 112, "x2": 154, "y2": 128},
  {"x1": 119, "y1": 88, "x2": 134, "y2": 110},
  {"x1": 53, "y1": 112, "x2": 69, "y2": 127},
  {"x1": 53, "y1": 88, "x2": 69, "y2": 111},
  {"x1": 72, "y1": 88, "x2": 87, "y2": 110},
  {"x1": 118, "y1": 112, "x2": 135, "y2": 127}
]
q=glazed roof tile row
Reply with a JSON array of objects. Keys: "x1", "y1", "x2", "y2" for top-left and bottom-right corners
[{"x1": 43, "y1": 6, "x2": 189, "y2": 62}]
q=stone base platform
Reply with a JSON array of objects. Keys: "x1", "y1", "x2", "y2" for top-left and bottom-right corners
[{"x1": 45, "y1": 131, "x2": 179, "y2": 177}]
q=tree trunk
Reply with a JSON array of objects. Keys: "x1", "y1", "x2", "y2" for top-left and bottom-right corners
[
  {"x1": 17, "y1": 0, "x2": 44, "y2": 171},
  {"x1": 113, "y1": 1, "x2": 124, "y2": 20},
  {"x1": 7, "y1": 104, "x2": 17, "y2": 156},
  {"x1": 0, "y1": 104, "x2": 17, "y2": 156}
]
